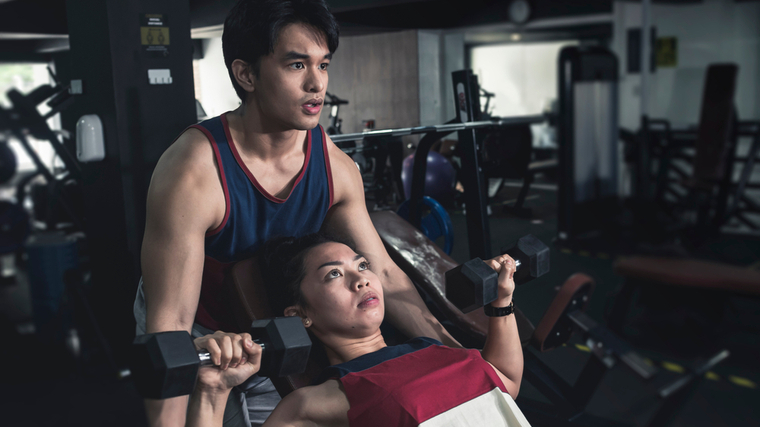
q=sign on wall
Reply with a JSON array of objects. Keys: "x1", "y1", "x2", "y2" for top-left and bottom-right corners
[
  {"x1": 656, "y1": 37, "x2": 678, "y2": 68},
  {"x1": 141, "y1": 14, "x2": 170, "y2": 57}
]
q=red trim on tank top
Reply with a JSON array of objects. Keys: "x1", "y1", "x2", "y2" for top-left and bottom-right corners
[
  {"x1": 221, "y1": 113, "x2": 312, "y2": 204},
  {"x1": 191, "y1": 124, "x2": 231, "y2": 237},
  {"x1": 322, "y1": 126, "x2": 335, "y2": 208}
]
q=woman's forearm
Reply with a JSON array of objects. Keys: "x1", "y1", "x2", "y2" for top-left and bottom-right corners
[
  {"x1": 480, "y1": 295, "x2": 524, "y2": 396},
  {"x1": 186, "y1": 386, "x2": 230, "y2": 427}
]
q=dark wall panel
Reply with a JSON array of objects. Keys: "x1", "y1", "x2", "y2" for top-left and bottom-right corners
[{"x1": 61, "y1": 0, "x2": 196, "y2": 362}]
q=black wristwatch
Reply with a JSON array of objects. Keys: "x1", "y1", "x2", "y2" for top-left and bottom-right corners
[{"x1": 484, "y1": 301, "x2": 515, "y2": 317}]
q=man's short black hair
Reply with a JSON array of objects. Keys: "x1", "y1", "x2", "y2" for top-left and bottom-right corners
[{"x1": 222, "y1": 0, "x2": 340, "y2": 102}]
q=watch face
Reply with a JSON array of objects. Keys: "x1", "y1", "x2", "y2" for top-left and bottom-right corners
[{"x1": 509, "y1": 0, "x2": 530, "y2": 24}]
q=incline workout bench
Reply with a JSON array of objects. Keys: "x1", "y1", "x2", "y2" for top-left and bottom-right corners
[{"x1": 225, "y1": 211, "x2": 718, "y2": 426}]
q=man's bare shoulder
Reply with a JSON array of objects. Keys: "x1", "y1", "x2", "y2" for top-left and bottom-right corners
[
  {"x1": 324, "y1": 133, "x2": 364, "y2": 204},
  {"x1": 154, "y1": 127, "x2": 218, "y2": 182},
  {"x1": 145, "y1": 126, "x2": 225, "y2": 231}
]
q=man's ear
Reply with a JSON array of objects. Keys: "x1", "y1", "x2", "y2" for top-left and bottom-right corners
[{"x1": 231, "y1": 59, "x2": 255, "y2": 93}]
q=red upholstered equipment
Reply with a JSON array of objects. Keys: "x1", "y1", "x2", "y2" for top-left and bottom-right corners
[{"x1": 614, "y1": 256, "x2": 760, "y2": 297}]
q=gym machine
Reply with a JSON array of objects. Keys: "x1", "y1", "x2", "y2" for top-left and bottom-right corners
[
  {"x1": 327, "y1": 92, "x2": 406, "y2": 210},
  {"x1": 324, "y1": 91, "x2": 349, "y2": 136},
  {"x1": 332, "y1": 71, "x2": 548, "y2": 260},
  {"x1": 368, "y1": 210, "x2": 728, "y2": 427},
  {"x1": 556, "y1": 46, "x2": 619, "y2": 246},
  {"x1": 0, "y1": 72, "x2": 124, "y2": 377},
  {"x1": 627, "y1": 64, "x2": 759, "y2": 240}
]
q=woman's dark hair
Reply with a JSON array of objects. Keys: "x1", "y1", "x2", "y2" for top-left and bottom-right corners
[
  {"x1": 222, "y1": 0, "x2": 340, "y2": 101},
  {"x1": 258, "y1": 232, "x2": 356, "y2": 317}
]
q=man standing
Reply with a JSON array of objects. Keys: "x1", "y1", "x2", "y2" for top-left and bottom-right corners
[{"x1": 134, "y1": 0, "x2": 458, "y2": 425}]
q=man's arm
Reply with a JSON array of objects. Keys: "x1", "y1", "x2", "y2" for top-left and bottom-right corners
[
  {"x1": 141, "y1": 129, "x2": 226, "y2": 426},
  {"x1": 321, "y1": 140, "x2": 460, "y2": 348}
]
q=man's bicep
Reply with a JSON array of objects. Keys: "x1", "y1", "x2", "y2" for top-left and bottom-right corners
[{"x1": 141, "y1": 154, "x2": 221, "y2": 333}]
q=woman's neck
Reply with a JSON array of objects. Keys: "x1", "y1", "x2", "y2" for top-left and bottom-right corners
[{"x1": 322, "y1": 330, "x2": 388, "y2": 365}]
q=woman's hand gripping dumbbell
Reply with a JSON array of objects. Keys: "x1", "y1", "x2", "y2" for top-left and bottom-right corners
[
  {"x1": 192, "y1": 330, "x2": 262, "y2": 392},
  {"x1": 130, "y1": 317, "x2": 312, "y2": 399},
  {"x1": 445, "y1": 234, "x2": 549, "y2": 312}
]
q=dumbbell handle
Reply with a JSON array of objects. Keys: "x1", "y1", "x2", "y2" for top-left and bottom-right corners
[
  {"x1": 197, "y1": 340, "x2": 267, "y2": 367},
  {"x1": 494, "y1": 258, "x2": 522, "y2": 274}
]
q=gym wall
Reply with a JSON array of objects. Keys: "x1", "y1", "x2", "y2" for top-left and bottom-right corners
[
  {"x1": 194, "y1": 37, "x2": 241, "y2": 119},
  {"x1": 59, "y1": 0, "x2": 197, "y2": 361},
  {"x1": 610, "y1": 0, "x2": 760, "y2": 223},
  {"x1": 317, "y1": 30, "x2": 421, "y2": 134},
  {"x1": 611, "y1": 0, "x2": 760, "y2": 129}
]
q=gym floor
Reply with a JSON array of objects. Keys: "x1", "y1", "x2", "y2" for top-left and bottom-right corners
[{"x1": 1, "y1": 175, "x2": 759, "y2": 427}]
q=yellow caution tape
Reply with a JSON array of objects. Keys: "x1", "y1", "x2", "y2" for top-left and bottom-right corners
[
  {"x1": 728, "y1": 376, "x2": 757, "y2": 389},
  {"x1": 661, "y1": 361, "x2": 685, "y2": 373},
  {"x1": 575, "y1": 344, "x2": 591, "y2": 352}
]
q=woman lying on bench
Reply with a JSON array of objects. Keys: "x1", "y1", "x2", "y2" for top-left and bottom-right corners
[{"x1": 188, "y1": 233, "x2": 528, "y2": 427}]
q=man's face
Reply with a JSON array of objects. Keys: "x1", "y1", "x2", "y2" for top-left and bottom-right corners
[{"x1": 252, "y1": 23, "x2": 331, "y2": 131}]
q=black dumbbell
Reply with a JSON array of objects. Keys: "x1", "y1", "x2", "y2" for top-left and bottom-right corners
[
  {"x1": 445, "y1": 234, "x2": 549, "y2": 313},
  {"x1": 130, "y1": 317, "x2": 311, "y2": 399}
]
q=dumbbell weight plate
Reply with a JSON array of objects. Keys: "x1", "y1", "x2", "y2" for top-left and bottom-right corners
[
  {"x1": 445, "y1": 258, "x2": 498, "y2": 313},
  {"x1": 501, "y1": 234, "x2": 549, "y2": 285},
  {"x1": 251, "y1": 317, "x2": 312, "y2": 378},
  {"x1": 397, "y1": 196, "x2": 454, "y2": 255},
  {"x1": 131, "y1": 331, "x2": 201, "y2": 400}
]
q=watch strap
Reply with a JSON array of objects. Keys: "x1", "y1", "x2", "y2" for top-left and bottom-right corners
[{"x1": 484, "y1": 301, "x2": 514, "y2": 317}]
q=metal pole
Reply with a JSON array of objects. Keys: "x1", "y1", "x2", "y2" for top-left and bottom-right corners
[
  {"x1": 641, "y1": 0, "x2": 651, "y2": 119},
  {"x1": 638, "y1": 0, "x2": 652, "y2": 200},
  {"x1": 330, "y1": 115, "x2": 546, "y2": 144}
]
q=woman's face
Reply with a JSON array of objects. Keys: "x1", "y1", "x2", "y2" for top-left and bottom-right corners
[{"x1": 298, "y1": 242, "x2": 384, "y2": 339}]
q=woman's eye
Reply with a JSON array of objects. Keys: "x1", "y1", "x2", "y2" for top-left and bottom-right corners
[{"x1": 328, "y1": 269, "x2": 341, "y2": 278}]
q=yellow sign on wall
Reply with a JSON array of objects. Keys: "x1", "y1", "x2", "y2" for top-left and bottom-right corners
[
  {"x1": 141, "y1": 27, "x2": 170, "y2": 46},
  {"x1": 656, "y1": 37, "x2": 677, "y2": 68},
  {"x1": 141, "y1": 13, "x2": 170, "y2": 57}
]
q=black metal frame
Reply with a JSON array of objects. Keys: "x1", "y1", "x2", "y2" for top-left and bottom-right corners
[
  {"x1": 331, "y1": 74, "x2": 547, "y2": 260},
  {"x1": 647, "y1": 120, "x2": 760, "y2": 232},
  {"x1": 0, "y1": 83, "x2": 84, "y2": 231},
  {"x1": 556, "y1": 45, "x2": 619, "y2": 243}
]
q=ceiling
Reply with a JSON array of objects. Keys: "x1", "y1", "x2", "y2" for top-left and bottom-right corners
[{"x1": 0, "y1": 0, "x2": 620, "y2": 60}]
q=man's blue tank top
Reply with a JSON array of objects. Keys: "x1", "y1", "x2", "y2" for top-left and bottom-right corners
[{"x1": 189, "y1": 113, "x2": 333, "y2": 331}]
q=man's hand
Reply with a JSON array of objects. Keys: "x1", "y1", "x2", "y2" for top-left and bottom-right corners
[
  {"x1": 483, "y1": 255, "x2": 517, "y2": 307},
  {"x1": 194, "y1": 332, "x2": 262, "y2": 392}
]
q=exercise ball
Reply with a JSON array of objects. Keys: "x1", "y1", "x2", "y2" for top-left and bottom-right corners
[{"x1": 401, "y1": 151, "x2": 456, "y2": 201}]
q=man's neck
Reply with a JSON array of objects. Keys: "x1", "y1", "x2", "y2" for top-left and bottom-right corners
[
  {"x1": 227, "y1": 104, "x2": 304, "y2": 161},
  {"x1": 323, "y1": 330, "x2": 388, "y2": 366}
]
